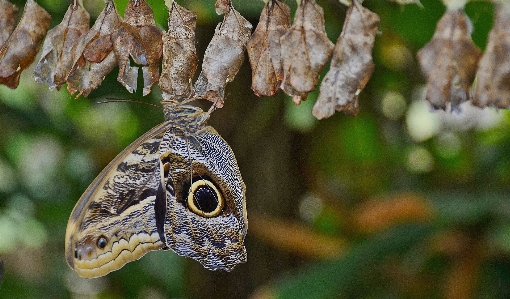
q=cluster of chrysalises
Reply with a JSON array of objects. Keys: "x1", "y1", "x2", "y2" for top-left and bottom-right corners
[
  {"x1": 418, "y1": 0, "x2": 510, "y2": 110},
  {"x1": 2, "y1": 0, "x2": 507, "y2": 116}
]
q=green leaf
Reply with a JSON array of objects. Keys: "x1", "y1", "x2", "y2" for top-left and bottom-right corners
[{"x1": 274, "y1": 224, "x2": 432, "y2": 299}]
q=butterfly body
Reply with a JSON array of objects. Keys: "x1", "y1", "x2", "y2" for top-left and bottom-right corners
[{"x1": 65, "y1": 102, "x2": 247, "y2": 278}]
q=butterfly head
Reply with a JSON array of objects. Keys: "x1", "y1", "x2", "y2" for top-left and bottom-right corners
[{"x1": 163, "y1": 102, "x2": 203, "y2": 120}]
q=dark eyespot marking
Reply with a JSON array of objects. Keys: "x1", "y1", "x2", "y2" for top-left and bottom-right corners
[
  {"x1": 187, "y1": 179, "x2": 224, "y2": 217},
  {"x1": 96, "y1": 236, "x2": 108, "y2": 249},
  {"x1": 194, "y1": 185, "x2": 219, "y2": 213}
]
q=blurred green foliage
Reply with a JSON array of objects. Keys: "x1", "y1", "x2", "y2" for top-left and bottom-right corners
[{"x1": 1, "y1": 0, "x2": 510, "y2": 298}]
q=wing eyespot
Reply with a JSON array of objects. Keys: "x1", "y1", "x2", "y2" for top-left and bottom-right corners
[
  {"x1": 96, "y1": 236, "x2": 108, "y2": 249},
  {"x1": 187, "y1": 179, "x2": 224, "y2": 217}
]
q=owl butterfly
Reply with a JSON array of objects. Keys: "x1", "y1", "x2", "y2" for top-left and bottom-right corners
[{"x1": 65, "y1": 100, "x2": 247, "y2": 278}]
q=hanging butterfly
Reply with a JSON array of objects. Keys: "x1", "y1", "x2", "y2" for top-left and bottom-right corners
[{"x1": 65, "y1": 100, "x2": 247, "y2": 278}]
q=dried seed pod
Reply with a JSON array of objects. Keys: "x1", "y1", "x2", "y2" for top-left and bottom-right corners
[
  {"x1": 34, "y1": 0, "x2": 90, "y2": 90},
  {"x1": 417, "y1": 9, "x2": 481, "y2": 111},
  {"x1": 194, "y1": 0, "x2": 252, "y2": 108},
  {"x1": 67, "y1": 0, "x2": 122, "y2": 97},
  {"x1": 159, "y1": 1, "x2": 198, "y2": 100},
  {"x1": 313, "y1": 0, "x2": 380, "y2": 119},
  {"x1": 0, "y1": 0, "x2": 51, "y2": 89},
  {"x1": 0, "y1": 0, "x2": 18, "y2": 49},
  {"x1": 112, "y1": 0, "x2": 163, "y2": 95},
  {"x1": 247, "y1": 0, "x2": 291, "y2": 97},
  {"x1": 473, "y1": 3, "x2": 510, "y2": 108},
  {"x1": 280, "y1": 0, "x2": 334, "y2": 103}
]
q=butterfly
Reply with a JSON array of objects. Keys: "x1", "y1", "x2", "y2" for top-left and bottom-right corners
[{"x1": 65, "y1": 100, "x2": 247, "y2": 278}]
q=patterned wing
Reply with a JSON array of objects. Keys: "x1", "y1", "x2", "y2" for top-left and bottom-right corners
[
  {"x1": 65, "y1": 122, "x2": 171, "y2": 278},
  {"x1": 160, "y1": 125, "x2": 247, "y2": 271}
]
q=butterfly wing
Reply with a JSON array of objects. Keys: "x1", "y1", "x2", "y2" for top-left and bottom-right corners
[
  {"x1": 65, "y1": 122, "x2": 171, "y2": 278},
  {"x1": 161, "y1": 125, "x2": 247, "y2": 271}
]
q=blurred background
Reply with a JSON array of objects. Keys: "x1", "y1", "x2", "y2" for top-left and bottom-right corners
[{"x1": 1, "y1": 0, "x2": 509, "y2": 298}]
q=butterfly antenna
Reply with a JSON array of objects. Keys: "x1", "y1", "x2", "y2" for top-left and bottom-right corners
[{"x1": 97, "y1": 98, "x2": 163, "y2": 110}]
